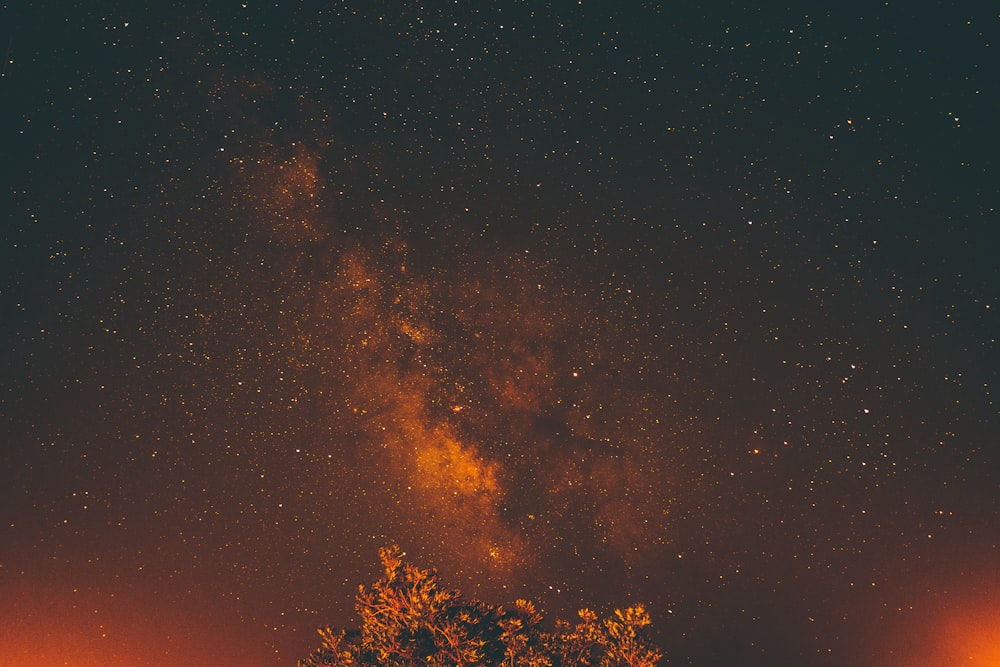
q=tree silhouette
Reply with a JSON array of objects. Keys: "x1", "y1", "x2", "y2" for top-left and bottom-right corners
[{"x1": 299, "y1": 546, "x2": 663, "y2": 667}]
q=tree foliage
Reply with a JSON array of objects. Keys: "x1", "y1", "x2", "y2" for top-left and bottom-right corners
[{"x1": 299, "y1": 547, "x2": 663, "y2": 667}]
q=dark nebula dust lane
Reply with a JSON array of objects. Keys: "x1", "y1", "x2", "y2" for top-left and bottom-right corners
[{"x1": 2, "y1": 2, "x2": 998, "y2": 666}]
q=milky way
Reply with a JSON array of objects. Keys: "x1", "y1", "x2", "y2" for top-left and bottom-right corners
[{"x1": 2, "y1": 2, "x2": 998, "y2": 666}]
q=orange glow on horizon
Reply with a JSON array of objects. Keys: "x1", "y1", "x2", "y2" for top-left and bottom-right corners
[
  {"x1": 880, "y1": 574, "x2": 1000, "y2": 667},
  {"x1": 940, "y1": 603, "x2": 1000, "y2": 666},
  {"x1": 0, "y1": 580, "x2": 269, "y2": 667}
]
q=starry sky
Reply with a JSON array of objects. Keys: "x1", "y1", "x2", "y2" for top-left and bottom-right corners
[{"x1": 1, "y1": 2, "x2": 998, "y2": 666}]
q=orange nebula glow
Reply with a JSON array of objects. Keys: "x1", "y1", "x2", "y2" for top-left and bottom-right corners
[
  {"x1": 291, "y1": 246, "x2": 536, "y2": 579},
  {"x1": 233, "y1": 140, "x2": 328, "y2": 246},
  {"x1": 412, "y1": 431, "x2": 500, "y2": 499}
]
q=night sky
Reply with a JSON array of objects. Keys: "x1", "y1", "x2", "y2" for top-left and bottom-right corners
[{"x1": 2, "y1": 2, "x2": 998, "y2": 666}]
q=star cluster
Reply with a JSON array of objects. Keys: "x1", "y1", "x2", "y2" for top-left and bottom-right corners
[{"x1": 2, "y1": 2, "x2": 997, "y2": 666}]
